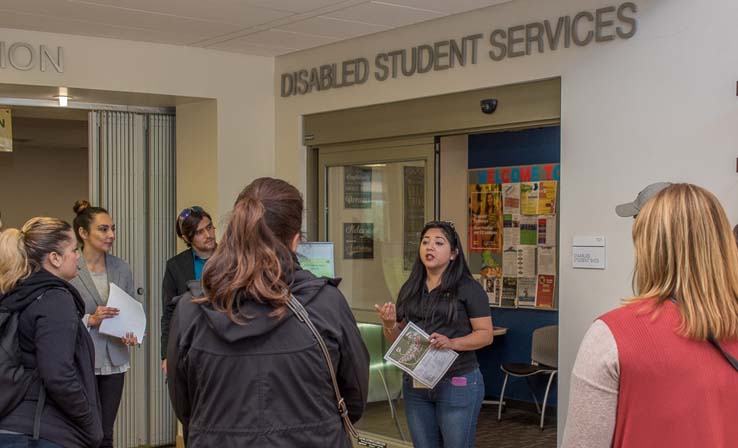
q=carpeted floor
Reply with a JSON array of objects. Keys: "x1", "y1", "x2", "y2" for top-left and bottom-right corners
[{"x1": 356, "y1": 401, "x2": 557, "y2": 447}]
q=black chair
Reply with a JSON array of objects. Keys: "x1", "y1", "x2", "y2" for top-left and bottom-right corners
[{"x1": 497, "y1": 325, "x2": 558, "y2": 430}]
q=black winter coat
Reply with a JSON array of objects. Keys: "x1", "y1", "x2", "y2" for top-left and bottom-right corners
[
  {"x1": 167, "y1": 267, "x2": 370, "y2": 447},
  {"x1": 0, "y1": 270, "x2": 103, "y2": 448}
]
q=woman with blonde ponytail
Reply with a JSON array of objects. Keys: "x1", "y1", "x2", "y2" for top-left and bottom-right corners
[
  {"x1": 167, "y1": 177, "x2": 369, "y2": 448},
  {"x1": 564, "y1": 183, "x2": 738, "y2": 448},
  {"x1": 0, "y1": 217, "x2": 102, "y2": 448}
]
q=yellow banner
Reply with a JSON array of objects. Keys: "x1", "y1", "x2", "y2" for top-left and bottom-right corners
[{"x1": 0, "y1": 108, "x2": 12, "y2": 153}]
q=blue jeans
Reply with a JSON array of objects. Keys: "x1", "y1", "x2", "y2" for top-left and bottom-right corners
[
  {"x1": 0, "y1": 434, "x2": 63, "y2": 448},
  {"x1": 402, "y1": 368, "x2": 484, "y2": 448}
]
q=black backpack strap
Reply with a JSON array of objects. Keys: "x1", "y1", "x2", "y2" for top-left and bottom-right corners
[
  {"x1": 32, "y1": 386, "x2": 45, "y2": 440},
  {"x1": 708, "y1": 335, "x2": 738, "y2": 372}
]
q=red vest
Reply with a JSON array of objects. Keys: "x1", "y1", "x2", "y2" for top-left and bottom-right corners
[{"x1": 600, "y1": 300, "x2": 738, "y2": 448}]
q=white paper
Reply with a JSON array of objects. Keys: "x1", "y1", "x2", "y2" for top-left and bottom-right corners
[
  {"x1": 516, "y1": 246, "x2": 537, "y2": 278},
  {"x1": 502, "y1": 183, "x2": 520, "y2": 215},
  {"x1": 517, "y1": 277, "x2": 537, "y2": 307},
  {"x1": 503, "y1": 214, "x2": 520, "y2": 247},
  {"x1": 537, "y1": 246, "x2": 557, "y2": 276},
  {"x1": 99, "y1": 283, "x2": 146, "y2": 342},
  {"x1": 383, "y1": 321, "x2": 458, "y2": 388},
  {"x1": 502, "y1": 246, "x2": 518, "y2": 277}
]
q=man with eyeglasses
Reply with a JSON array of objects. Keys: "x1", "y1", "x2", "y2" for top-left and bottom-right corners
[{"x1": 160, "y1": 206, "x2": 217, "y2": 374}]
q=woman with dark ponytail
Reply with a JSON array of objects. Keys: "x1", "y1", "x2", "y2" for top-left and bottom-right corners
[
  {"x1": 167, "y1": 177, "x2": 369, "y2": 448},
  {"x1": 0, "y1": 217, "x2": 102, "y2": 447},
  {"x1": 375, "y1": 220, "x2": 493, "y2": 448},
  {"x1": 68, "y1": 200, "x2": 138, "y2": 448}
]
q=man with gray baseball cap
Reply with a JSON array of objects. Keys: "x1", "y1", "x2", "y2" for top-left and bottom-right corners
[{"x1": 615, "y1": 182, "x2": 672, "y2": 217}]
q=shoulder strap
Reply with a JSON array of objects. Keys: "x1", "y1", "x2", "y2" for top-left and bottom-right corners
[
  {"x1": 669, "y1": 297, "x2": 738, "y2": 372},
  {"x1": 32, "y1": 387, "x2": 45, "y2": 440},
  {"x1": 286, "y1": 296, "x2": 358, "y2": 440},
  {"x1": 708, "y1": 335, "x2": 738, "y2": 372}
]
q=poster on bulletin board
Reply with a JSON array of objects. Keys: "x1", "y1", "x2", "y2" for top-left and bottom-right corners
[{"x1": 468, "y1": 163, "x2": 559, "y2": 309}]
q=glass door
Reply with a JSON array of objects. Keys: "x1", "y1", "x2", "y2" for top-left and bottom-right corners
[{"x1": 318, "y1": 138, "x2": 435, "y2": 447}]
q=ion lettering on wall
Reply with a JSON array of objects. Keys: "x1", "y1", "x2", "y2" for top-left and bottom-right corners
[
  {"x1": 280, "y1": 2, "x2": 637, "y2": 97},
  {"x1": 0, "y1": 41, "x2": 64, "y2": 73}
]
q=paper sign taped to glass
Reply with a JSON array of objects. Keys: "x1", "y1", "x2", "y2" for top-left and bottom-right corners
[{"x1": 383, "y1": 321, "x2": 458, "y2": 388}]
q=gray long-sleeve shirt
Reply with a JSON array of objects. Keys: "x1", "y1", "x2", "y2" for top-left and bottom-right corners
[{"x1": 562, "y1": 320, "x2": 619, "y2": 448}]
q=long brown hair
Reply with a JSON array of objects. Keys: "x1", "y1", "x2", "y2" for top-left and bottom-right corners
[
  {"x1": 630, "y1": 183, "x2": 738, "y2": 340},
  {"x1": 201, "y1": 177, "x2": 303, "y2": 323},
  {"x1": 0, "y1": 217, "x2": 73, "y2": 293}
]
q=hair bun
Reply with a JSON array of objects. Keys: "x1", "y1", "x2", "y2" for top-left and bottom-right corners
[{"x1": 73, "y1": 200, "x2": 91, "y2": 215}]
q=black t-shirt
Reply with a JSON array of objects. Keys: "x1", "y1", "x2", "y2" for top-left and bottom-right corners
[{"x1": 397, "y1": 276, "x2": 491, "y2": 377}]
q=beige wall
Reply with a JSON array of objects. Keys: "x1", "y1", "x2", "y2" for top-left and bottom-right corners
[
  {"x1": 0, "y1": 146, "x2": 87, "y2": 228},
  {"x1": 0, "y1": 27, "x2": 275, "y2": 223},
  {"x1": 175, "y1": 100, "x2": 218, "y2": 252},
  {"x1": 274, "y1": 0, "x2": 738, "y2": 439},
  {"x1": 439, "y1": 134, "x2": 469, "y2": 251}
]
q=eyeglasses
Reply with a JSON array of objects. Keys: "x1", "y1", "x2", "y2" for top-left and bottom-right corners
[{"x1": 178, "y1": 206, "x2": 204, "y2": 220}]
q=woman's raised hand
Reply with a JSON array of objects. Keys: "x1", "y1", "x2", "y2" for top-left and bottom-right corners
[{"x1": 374, "y1": 302, "x2": 397, "y2": 329}]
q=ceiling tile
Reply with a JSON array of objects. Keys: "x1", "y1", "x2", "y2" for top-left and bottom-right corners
[
  {"x1": 1, "y1": 0, "x2": 243, "y2": 40},
  {"x1": 371, "y1": 0, "x2": 513, "y2": 14},
  {"x1": 69, "y1": 0, "x2": 293, "y2": 28},
  {"x1": 241, "y1": 0, "x2": 369, "y2": 14},
  {"x1": 0, "y1": 9, "x2": 204, "y2": 45},
  {"x1": 275, "y1": 16, "x2": 389, "y2": 39},
  {"x1": 219, "y1": 30, "x2": 337, "y2": 50},
  {"x1": 206, "y1": 38, "x2": 298, "y2": 56},
  {"x1": 323, "y1": 1, "x2": 443, "y2": 28}
]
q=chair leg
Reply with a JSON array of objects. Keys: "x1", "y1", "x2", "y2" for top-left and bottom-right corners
[
  {"x1": 498, "y1": 373, "x2": 509, "y2": 422},
  {"x1": 539, "y1": 371, "x2": 557, "y2": 430},
  {"x1": 524, "y1": 377, "x2": 541, "y2": 414}
]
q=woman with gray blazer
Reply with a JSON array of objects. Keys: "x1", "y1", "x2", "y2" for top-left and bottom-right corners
[{"x1": 69, "y1": 201, "x2": 139, "y2": 448}]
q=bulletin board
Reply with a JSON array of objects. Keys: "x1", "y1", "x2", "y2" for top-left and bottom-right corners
[{"x1": 468, "y1": 163, "x2": 560, "y2": 309}]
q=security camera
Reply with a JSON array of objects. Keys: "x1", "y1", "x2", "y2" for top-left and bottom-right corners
[{"x1": 480, "y1": 99, "x2": 498, "y2": 115}]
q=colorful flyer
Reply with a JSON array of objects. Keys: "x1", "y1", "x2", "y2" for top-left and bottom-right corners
[
  {"x1": 519, "y1": 216, "x2": 538, "y2": 245},
  {"x1": 502, "y1": 183, "x2": 520, "y2": 215},
  {"x1": 469, "y1": 184, "x2": 503, "y2": 252},
  {"x1": 517, "y1": 277, "x2": 537, "y2": 307},
  {"x1": 503, "y1": 214, "x2": 520, "y2": 247},
  {"x1": 537, "y1": 215, "x2": 557, "y2": 246},
  {"x1": 536, "y1": 274, "x2": 556, "y2": 308},
  {"x1": 538, "y1": 181, "x2": 557, "y2": 214},
  {"x1": 520, "y1": 182, "x2": 539, "y2": 215},
  {"x1": 482, "y1": 276, "x2": 501, "y2": 306},
  {"x1": 501, "y1": 277, "x2": 518, "y2": 307},
  {"x1": 384, "y1": 321, "x2": 459, "y2": 388}
]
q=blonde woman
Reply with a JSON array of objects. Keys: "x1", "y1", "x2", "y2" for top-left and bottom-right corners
[
  {"x1": 0, "y1": 218, "x2": 102, "y2": 447},
  {"x1": 563, "y1": 183, "x2": 738, "y2": 447}
]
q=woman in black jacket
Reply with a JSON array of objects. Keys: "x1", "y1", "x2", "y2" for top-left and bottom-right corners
[
  {"x1": 0, "y1": 217, "x2": 103, "y2": 448},
  {"x1": 167, "y1": 177, "x2": 369, "y2": 447}
]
